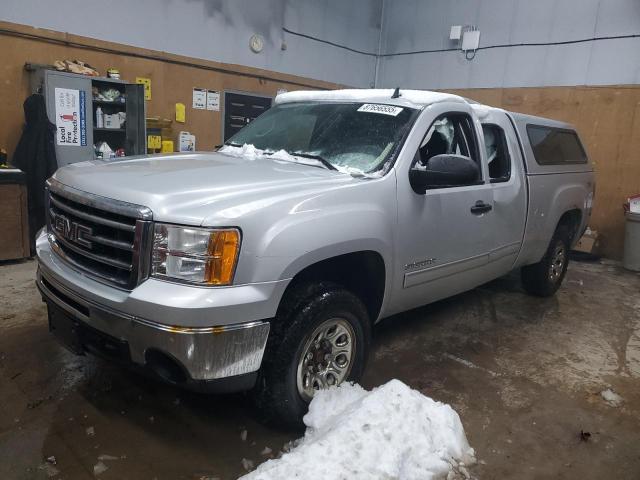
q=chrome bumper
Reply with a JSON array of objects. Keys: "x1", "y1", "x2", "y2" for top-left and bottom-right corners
[{"x1": 37, "y1": 267, "x2": 270, "y2": 381}]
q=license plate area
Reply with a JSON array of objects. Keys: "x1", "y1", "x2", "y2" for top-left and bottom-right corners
[
  {"x1": 48, "y1": 302, "x2": 84, "y2": 355},
  {"x1": 47, "y1": 302, "x2": 131, "y2": 361}
]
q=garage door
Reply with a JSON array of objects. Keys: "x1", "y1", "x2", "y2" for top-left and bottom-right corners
[{"x1": 223, "y1": 92, "x2": 272, "y2": 141}]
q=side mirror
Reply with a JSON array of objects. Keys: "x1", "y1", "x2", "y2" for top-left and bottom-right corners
[{"x1": 409, "y1": 154, "x2": 480, "y2": 194}]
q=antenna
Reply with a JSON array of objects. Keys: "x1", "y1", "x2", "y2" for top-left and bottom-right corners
[{"x1": 391, "y1": 87, "x2": 401, "y2": 99}]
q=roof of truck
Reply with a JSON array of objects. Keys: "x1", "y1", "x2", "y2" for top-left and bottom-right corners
[
  {"x1": 275, "y1": 88, "x2": 578, "y2": 131},
  {"x1": 275, "y1": 89, "x2": 467, "y2": 109}
]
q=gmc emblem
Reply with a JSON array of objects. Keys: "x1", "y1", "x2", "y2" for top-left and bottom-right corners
[{"x1": 53, "y1": 213, "x2": 93, "y2": 249}]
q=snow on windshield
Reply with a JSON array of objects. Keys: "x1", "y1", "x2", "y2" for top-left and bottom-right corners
[
  {"x1": 240, "y1": 379, "x2": 475, "y2": 480},
  {"x1": 219, "y1": 143, "x2": 305, "y2": 163},
  {"x1": 218, "y1": 144, "x2": 383, "y2": 178}
]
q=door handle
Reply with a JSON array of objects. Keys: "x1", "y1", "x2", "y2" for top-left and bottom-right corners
[{"x1": 470, "y1": 201, "x2": 492, "y2": 215}]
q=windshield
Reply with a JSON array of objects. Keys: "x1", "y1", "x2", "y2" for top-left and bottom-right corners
[{"x1": 224, "y1": 102, "x2": 416, "y2": 174}]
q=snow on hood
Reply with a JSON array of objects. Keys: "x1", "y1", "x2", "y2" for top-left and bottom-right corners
[
  {"x1": 240, "y1": 379, "x2": 475, "y2": 480},
  {"x1": 219, "y1": 144, "x2": 383, "y2": 178},
  {"x1": 219, "y1": 144, "x2": 303, "y2": 163}
]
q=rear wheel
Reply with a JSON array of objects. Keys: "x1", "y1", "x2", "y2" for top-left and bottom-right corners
[
  {"x1": 521, "y1": 226, "x2": 571, "y2": 297},
  {"x1": 253, "y1": 282, "x2": 371, "y2": 429}
]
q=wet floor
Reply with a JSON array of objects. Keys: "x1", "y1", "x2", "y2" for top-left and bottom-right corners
[{"x1": 1, "y1": 259, "x2": 639, "y2": 479}]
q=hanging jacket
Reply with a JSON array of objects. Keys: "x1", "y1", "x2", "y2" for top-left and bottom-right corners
[{"x1": 10, "y1": 94, "x2": 58, "y2": 254}]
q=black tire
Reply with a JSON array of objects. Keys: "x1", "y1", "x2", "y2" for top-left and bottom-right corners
[
  {"x1": 253, "y1": 281, "x2": 371, "y2": 429},
  {"x1": 521, "y1": 225, "x2": 571, "y2": 297}
]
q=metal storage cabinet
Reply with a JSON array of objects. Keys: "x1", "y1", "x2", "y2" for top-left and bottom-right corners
[{"x1": 29, "y1": 68, "x2": 146, "y2": 165}]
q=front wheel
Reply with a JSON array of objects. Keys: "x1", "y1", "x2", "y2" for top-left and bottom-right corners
[
  {"x1": 521, "y1": 226, "x2": 571, "y2": 297},
  {"x1": 253, "y1": 282, "x2": 371, "y2": 428}
]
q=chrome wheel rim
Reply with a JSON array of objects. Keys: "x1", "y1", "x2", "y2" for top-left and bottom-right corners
[
  {"x1": 296, "y1": 318, "x2": 355, "y2": 402},
  {"x1": 549, "y1": 243, "x2": 566, "y2": 282}
]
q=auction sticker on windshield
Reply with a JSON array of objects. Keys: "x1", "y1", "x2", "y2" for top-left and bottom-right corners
[{"x1": 357, "y1": 104, "x2": 404, "y2": 116}]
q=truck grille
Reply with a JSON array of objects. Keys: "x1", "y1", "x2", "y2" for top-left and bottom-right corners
[{"x1": 46, "y1": 179, "x2": 153, "y2": 290}]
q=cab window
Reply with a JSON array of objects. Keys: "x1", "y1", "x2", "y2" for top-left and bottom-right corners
[
  {"x1": 482, "y1": 124, "x2": 511, "y2": 183},
  {"x1": 526, "y1": 125, "x2": 587, "y2": 165},
  {"x1": 415, "y1": 113, "x2": 482, "y2": 187}
]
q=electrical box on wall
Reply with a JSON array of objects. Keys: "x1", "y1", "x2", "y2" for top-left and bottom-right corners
[
  {"x1": 450, "y1": 26, "x2": 462, "y2": 41},
  {"x1": 462, "y1": 30, "x2": 480, "y2": 52}
]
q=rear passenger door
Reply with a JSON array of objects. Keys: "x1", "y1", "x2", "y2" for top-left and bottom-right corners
[{"x1": 479, "y1": 109, "x2": 527, "y2": 275}]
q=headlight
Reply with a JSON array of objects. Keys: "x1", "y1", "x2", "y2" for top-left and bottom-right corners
[{"x1": 151, "y1": 224, "x2": 240, "y2": 286}]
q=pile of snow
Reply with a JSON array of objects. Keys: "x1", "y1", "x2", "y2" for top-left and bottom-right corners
[{"x1": 241, "y1": 379, "x2": 475, "y2": 480}]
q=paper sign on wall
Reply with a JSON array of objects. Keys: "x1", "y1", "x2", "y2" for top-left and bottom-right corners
[
  {"x1": 206, "y1": 90, "x2": 220, "y2": 111},
  {"x1": 136, "y1": 77, "x2": 152, "y2": 100},
  {"x1": 193, "y1": 88, "x2": 207, "y2": 109},
  {"x1": 54, "y1": 87, "x2": 86, "y2": 147},
  {"x1": 175, "y1": 103, "x2": 186, "y2": 123}
]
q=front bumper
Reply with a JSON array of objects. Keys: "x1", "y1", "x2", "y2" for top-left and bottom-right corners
[
  {"x1": 37, "y1": 267, "x2": 270, "y2": 388},
  {"x1": 35, "y1": 230, "x2": 276, "y2": 389}
]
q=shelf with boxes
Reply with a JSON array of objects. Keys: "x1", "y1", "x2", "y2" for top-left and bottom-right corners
[
  {"x1": 27, "y1": 67, "x2": 147, "y2": 166},
  {"x1": 92, "y1": 80, "x2": 129, "y2": 158}
]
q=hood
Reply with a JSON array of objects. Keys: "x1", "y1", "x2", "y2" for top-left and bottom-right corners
[{"x1": 52, "y1": 152, "x2": 357, "y2": 225}]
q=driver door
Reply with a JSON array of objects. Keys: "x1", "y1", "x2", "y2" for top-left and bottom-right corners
[{"x1": 392, "y1": 107, "x2": 494, "y2": 312}]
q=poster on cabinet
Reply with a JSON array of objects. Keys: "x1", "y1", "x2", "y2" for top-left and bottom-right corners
[{"x1": 55, "y1": 87, "x2": 87, "y2": 147}]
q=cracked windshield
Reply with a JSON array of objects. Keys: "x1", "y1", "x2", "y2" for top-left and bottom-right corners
[{"x1": 222, "y1": 102, "x2": 415, "y2": 175}]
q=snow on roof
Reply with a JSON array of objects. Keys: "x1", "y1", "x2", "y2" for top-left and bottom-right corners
[
  {"x1": 275, "y1": 88, "x2": 467, "y2": 109},
  {"x1": 240, "y1": 379, "x2": 475, "y2": 480},
  {"x1": 470, "y1": 103, "x2": 505, "y2": 120}
]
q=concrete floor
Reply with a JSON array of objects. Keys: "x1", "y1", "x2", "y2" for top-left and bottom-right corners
[{"x1": 1, "y1": 259, "x2": 639, "y2": 480}]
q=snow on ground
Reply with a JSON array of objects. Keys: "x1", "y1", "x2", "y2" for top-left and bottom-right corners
[
  {"x1": 601, "y1": 388, "x2": 624, "y2": 407},
  {"x1": 241, "y1": 379, "x2": 475, "y2": 480}
]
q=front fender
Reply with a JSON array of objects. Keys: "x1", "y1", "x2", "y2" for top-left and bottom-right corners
[
  {"x1": 226, "y1": 174, "x2": 397, "y2": 322},
  {"x1": 253, "y1": 202, "x2": 394, "y2": 281}
]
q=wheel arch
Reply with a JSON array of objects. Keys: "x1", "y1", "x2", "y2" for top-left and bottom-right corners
[
  {"x1": 277, "y1": 250, "x2": 387, "y2": 324},
  {"x1": 556, "y1": 208, "x2": 583, "y2": 246}
]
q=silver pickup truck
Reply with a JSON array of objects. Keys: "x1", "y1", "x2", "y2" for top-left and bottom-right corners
[{"x1": 36, "y1": 89, "x2": 594, "y2": 425}]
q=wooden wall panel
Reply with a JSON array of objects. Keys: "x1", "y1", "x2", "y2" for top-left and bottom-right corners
[
  {"x1": 0, "y1": 184, "x2": 30, "y2": 260},
  {"x1": 447, "y1": 86, "x2": 640, "y2": 259},
  {"x1": 0, "y1": 21, "x2": 339, "y2": 157}
]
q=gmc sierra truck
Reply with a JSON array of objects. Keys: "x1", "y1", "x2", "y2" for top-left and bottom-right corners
[{"x1": 36, "y1": 89, "x2": 594, "y2": 425}]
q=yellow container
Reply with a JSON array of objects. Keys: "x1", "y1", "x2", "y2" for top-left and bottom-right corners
[
  {"x1": 161, "y1": 140, "x2": 174, "y2": 153},
  {"x1": 147, "y1": 135, "x2": 162, "y2": 150}
]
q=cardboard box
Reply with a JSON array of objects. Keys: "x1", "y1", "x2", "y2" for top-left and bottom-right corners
[
  {"x1": 103, "y1": 114, "x2": 121, "y2": 129},
  {"x1": 178, "y1": 131, "x2": 195, "y2": 152},
  {"x1": 573, "y1": 229, "x2": 599, "y2": 254}
]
